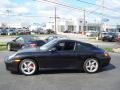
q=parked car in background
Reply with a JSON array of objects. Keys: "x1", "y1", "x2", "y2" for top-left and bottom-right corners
[
  {"x1": 7, "y1": 35, "x2": 46, "y2": 51},
  {"x1": 115, "y1": 33, "x2": 120, "y2": 42},
  {"x1": 45, "y1": 35, "x2": 68, "y2": 42},
  {"x1": 5, "y1": 39, "x2": 111, "y2": 75},
  {"x1": 101, "y1": 32, "x2": 117, "y2": 42},
  {"x1": 46, "y1": 29, "x2": 55, "y2": 34},
  {"x1": 86, "y1": 31, "x2": 98, "y2": 37},
  {"x1": 0, "y1": 29, "x2": 7, "y2": 35},
  {"x1": 0, "y1": 29, "x2": 2, "y2": 35},
  {"x1": 17, "y1": 30, "x2": 31, "y2": 35},
  {"x1": 7, "y1": 29, "x2": 16, "y2": 35},
  {"x1": 63, "y1": 30, "x2": 71, "y2": 33},
  {"x1": 35, "y1": 28, "x2": 47, "y2": 34}
]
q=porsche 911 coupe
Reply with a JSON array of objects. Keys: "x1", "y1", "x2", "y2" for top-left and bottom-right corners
[{"x1": 5, "y1": 39, "x2": 111, "y2": 75}]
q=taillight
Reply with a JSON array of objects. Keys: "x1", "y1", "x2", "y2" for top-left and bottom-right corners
[{"x1": 29, "y1": 44, "x2": 37, "y2": 47}]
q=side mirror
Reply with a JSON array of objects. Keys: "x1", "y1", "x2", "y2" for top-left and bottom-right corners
[{"x1": 49, "y1": 47, "x2": 56, "y2": 52}]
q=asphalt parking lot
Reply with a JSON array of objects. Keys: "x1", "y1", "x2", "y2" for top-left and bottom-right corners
[{"x1": 0, "y1": 51, "x2": 120, "y2": 90}]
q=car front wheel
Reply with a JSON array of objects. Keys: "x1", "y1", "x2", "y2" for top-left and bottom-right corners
[
  {"x1": 83, "y1": 58, "x2": 100, "y2": 73},
  {"x1": 19, "y1": 59, "x2": 37, "y2": 75}
]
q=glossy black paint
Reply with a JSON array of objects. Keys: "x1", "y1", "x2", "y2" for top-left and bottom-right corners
[
  {"x1": 5, "y1": 39, "x2": 111, "y2": 73},
  {"x1": 7, "y1": 35, "x2": 46, "y2": 51}
]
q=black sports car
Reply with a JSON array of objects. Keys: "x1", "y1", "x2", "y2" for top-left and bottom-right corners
[
  {"x1": 7, "y1": 35, "x2": 46, "y2": 51},
  {"x1": 5, "y1": 39, "x2": 111, "y2": 75}
]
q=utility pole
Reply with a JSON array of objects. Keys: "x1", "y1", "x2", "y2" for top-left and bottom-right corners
[
  {"x1": 83, "y1": 9, "x2": 86, "y2": 34},
  {"x1": 101, "y1": 0, "x2": 104, "y2": 31},
  {"x1": 6, "y1": 9, "x2": 12, "y2": 28},
  {"x1": 55, "y1": 7, "x2": 57, "y2": 34},
  {"x1": 99, "y1": 0, "x2": 104, "y2": 40},
  {"x1": 50, "y1": 7, "x2": 60, "y2": 34}
]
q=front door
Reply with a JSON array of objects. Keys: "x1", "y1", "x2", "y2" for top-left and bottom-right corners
[{"x1": 40, "y1": 40, "x2": 78, "y2": 69}]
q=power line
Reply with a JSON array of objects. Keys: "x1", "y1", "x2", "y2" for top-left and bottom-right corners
[
  {"x1": 34, "y1": 0, "x2": 84, "y2": 11},
  {"x1": 0, "y1": 13, "x2": 50, "y2": 18},
  {"x1": 34, "y1": 0, "x2": 120, "y2": 19},
  {"x1": 76, "y1": 0, "x2": 119, "y2": 13}
]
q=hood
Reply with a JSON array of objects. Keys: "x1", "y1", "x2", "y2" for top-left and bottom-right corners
[
  {"x1": 17, "y1": 47, "x2": 41, "y2": 53},
  {"x1": 8, "y1": 47, "x2": 43, "y2": 59}
]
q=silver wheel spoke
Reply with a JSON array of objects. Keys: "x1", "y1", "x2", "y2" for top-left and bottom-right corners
[
  {"x1": 23, "y1": 67, "x2": 27, "y2": 71},
  {"x1": 28, "y1": 62, "x2": 32, "y2": 67},
  {"x1": 85, "y1": 59, "x2": 98, "y2": 73},
  {"x1": 23, "y1": 63, "x2": 27, "y2": 67},
  {"x1": 92, "y1": 62, "x2": 96, "y2": 65},
  {"x1": 21, "y1": 60, "x2": 36, "y2": 75},
  {"x1": 27, "y1": 68, "x2": 31, "y2": 73}
]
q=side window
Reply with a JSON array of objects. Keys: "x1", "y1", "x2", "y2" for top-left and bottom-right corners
[
  {"x1": 16, "y1": 37, "x2": 24, "y2": 44},
  {"x1": 76, "y1": 43, "x2": 87, "y2": 51},
  {"x1": 55, "y1": 41, "x2": 75, "y2": 51},
  {"x1": 76, "y1": 42, "x2": 95, "y2": 51}
]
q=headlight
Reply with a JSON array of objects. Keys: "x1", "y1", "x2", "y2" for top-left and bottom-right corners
[{"x1": 104, "y1": 52, "x2": 110, "y2": 57}]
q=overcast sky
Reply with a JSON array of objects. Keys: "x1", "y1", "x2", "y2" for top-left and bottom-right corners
[{"x1": 0, "y1": 0, "x2": 120, "y2": 25}]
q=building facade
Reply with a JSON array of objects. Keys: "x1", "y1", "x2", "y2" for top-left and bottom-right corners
[{"x1": 46, "y1": 18, "x2": 101, "y2": 33}]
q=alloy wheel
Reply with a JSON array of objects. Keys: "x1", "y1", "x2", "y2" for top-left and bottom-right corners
[
  {"x1": 84, "y1": 58, "x2": 99, "y2": 73},
  {"x1": 20, "y1": 59, "x2": 37, "y2": 75}
]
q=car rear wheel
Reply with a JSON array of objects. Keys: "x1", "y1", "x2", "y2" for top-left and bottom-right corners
[
  {"x1": 19, "y1": 59, "x2": 37, "y2": 75},
  {"x1": 83, "y1": 58, "x2": 99, "y2": 73}
]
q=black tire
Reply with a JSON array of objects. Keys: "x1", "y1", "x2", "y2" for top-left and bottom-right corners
[
  {"x1": 19, "y1": 59, "x2": 38, "y2": 76},
  {"x1": 102, "y1": 39, "x2": 105, "y2": 41},
  {"x1": 83, "y1": 58, "x2": 100, "y2": 73}
]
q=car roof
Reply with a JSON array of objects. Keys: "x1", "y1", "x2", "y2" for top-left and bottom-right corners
[
  {"x1": 49, "y1": 34, "x2": 68, "y2": 38},
  {"x1": 55, "y1": 38, "x2": 82, "y2": 43}
]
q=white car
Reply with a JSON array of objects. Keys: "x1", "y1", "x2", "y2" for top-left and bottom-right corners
[{"x1": 86, "y1": 31, "x2": 98, "y2": 37}]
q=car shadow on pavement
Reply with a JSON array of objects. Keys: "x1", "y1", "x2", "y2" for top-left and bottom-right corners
[
  {"x1": 36, "y1": 70, "x2": 82, "y2": 75},
  {"x1": 36, "y1": 64, "x2": 116, "y2": 75},
  {"x1": 101, "y1": 63, "x2": 116, "y2": 72}
]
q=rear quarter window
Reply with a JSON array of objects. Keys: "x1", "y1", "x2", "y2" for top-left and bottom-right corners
[{"x1": 76, "y1": 42, "x2": 97, "y2": 51}]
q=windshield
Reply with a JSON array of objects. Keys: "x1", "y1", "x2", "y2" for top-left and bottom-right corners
[
  {"x1": 24, "y1": 36, "x2": 40, "y2": 42},
  {"x1": 40, "y1": 39, "x2": 58, "y2": 51}
]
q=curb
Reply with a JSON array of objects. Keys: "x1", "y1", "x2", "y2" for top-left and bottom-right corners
[{"x1": 113, "y1": 48, "x2": 120, "y2": 53}]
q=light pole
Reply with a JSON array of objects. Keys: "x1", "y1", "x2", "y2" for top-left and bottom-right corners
[
  {"x1": 83, "y1": 9, "x2": 86, "y2": 34},
  {"x1": 54, "y1": 7, "x2": 57, "y2": 34}
]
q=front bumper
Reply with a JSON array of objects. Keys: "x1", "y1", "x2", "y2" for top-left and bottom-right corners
[
  {"x1": 98, "y1": 55, "x2": 111, "y2": 67},
  {"x1": 101, "y1": 58, "x2": 111, "y2": 67},
  {"x1": 4, "y1": 58, "x2": 20, "y2": 72}
]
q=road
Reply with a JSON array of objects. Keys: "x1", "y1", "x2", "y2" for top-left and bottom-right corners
[{"x1": 0, "y1": 51, "x2": 120, "y2": 90}]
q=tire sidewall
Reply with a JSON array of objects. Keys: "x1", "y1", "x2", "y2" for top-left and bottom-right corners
[
  {"x1": 83, "y1": 58, "x2": 100, "y2": 73},
  {"x1": 19, "y1": 59, "x2": 37, "y2": 75}
]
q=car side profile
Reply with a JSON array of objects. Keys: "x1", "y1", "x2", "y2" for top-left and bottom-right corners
[
  {"x1": 7, "y1": 35, "x2": 46, "y2": 51},
  {"x1": 5, "y1": 39, "x2": 111, "y2": 75},
  {"x1": 101, "y1": 32, "x2": 117, "y2": 42}
]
